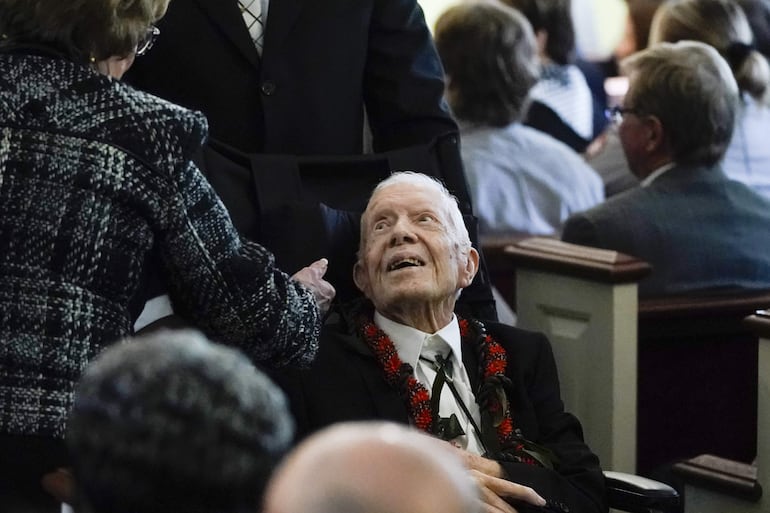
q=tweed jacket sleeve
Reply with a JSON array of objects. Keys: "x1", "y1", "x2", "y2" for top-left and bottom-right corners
[
  {"x1": 107, "y1": 87, "x2": 322, "y2": 368},
  {"x1": 156, "y1": 156, "x2": 321, "y2": 367}
]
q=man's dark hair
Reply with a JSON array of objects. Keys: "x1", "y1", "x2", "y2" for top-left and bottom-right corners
[
  {"x1": 501, "y1": 0, "x2": 576, "y2": 64},
  {"x1": 67, "y1": 330, "x2": 294, "y2": 513}
]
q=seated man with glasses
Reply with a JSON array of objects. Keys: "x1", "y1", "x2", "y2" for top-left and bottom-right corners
[{"x1": 563, "y1": 41, "x2": 770, "y2": 298}]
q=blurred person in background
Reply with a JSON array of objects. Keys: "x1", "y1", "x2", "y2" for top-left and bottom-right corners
[
  {"x1": 563, "y1": 41, "x2": 770, "y2": 298},
  {"x1": 68, "y1": 330, "x2": 294, "y2": 513},
  {"x1": 263, "y1": 422, "x2": 481, "y2": 513},
  {"x1": 435, "y1": 0, "x2": 603, "y2": 238},
  {"x1": 501, "y1": 0, "x2": 597, "y2": 152}
]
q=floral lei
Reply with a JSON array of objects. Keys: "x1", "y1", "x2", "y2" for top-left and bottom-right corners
[{"x1": 356, "y1": 310, "x2": 543, "y2": 465}]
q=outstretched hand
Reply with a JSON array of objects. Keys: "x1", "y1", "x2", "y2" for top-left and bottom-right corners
[{"x1": 291, "y1": 258, "x2": 336, "y2": 314}]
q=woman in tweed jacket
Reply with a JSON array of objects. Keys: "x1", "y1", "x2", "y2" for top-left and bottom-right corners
[{"x1": 0, "y1": 0, "x2": 331, "y2": 507}]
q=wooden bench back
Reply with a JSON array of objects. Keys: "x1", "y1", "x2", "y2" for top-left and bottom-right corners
[{"x1": 636, "y1": 292, "x2": 770, "y2": 476}]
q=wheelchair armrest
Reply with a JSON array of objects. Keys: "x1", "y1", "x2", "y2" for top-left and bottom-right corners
[{"x1": 604, "y1": 470, "x2": 680, "y2": 513}]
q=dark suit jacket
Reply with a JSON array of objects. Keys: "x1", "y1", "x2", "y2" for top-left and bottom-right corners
[
  {"x1": 272, "y1": 311, "x2": 607, "y2": 513},
  {"x1": 562, "y1": 164, "x2": 770, "y2": 298},
  {"x1": 126, "y1": 0, "x2": 457, "y2": 154}
]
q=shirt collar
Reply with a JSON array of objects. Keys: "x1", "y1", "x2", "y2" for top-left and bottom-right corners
[
  {"x1": 373, "y1": 312, "x2": 462, "y2": 370},
  {"x1": 640, "y1": 162, "x2": 676, "y2": 187}
]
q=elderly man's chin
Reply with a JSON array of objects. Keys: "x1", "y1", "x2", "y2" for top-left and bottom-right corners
[{"x1": 372, "y1": 274, "x2": 454, "y2": 309}]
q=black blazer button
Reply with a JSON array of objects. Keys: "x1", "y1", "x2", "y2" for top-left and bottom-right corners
[
  {"x1": 261, "y1": 81, "x2": 276, "y2": 96},
  {"x1": 546, "y1": 500, "x2": 569, "y2": 513}
]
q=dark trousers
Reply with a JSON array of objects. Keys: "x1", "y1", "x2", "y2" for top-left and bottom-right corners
[{"x1": 0, "y1": 434, "x2": 69, "y2": 513}]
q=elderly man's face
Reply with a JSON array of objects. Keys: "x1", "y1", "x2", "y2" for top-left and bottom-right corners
[{"x1": 354, "y1": 182, "x2": 477, "y2": 317}]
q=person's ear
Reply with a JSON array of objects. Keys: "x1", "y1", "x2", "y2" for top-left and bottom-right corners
[
  {"x1": 353, "y1": 260, "x2": 371, "y2": 298},
  {"x1": 643, "y1": 115, "x2": 666, "y2": 153},
  {"x1": 535, "y1": 29, "x2": 548, "y2": 58},
  {"x1": 94, "y1": 54, "x2": 135, "y2": 79},
  {"x1": 458, "y1": 247, "x2": 479, "y2": 289}
]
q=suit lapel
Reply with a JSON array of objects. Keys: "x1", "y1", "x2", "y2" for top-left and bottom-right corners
[
  {"x1": 195, "y1": 0, "x2": 261, "y2": 69},
  {"x1": 461, "y1": 337, "x2": 482, "y2": 394},
  {"x1": 360, "y1": 364, "x2": 411, "y2": 423},
  {"x1": 336, "y1": 325, "x2": 411, "y2": 424},
  {"x1": 262, "y1": 0, "x2": 303, "y2": 64}
]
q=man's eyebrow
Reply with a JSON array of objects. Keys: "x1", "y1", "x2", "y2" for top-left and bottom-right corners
[{"x1": 370, "y1": 207, "x2": 396, "y2": 220}]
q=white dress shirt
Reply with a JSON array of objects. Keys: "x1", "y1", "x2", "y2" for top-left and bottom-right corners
[{"x1": 374, "y1": 312, "x2": 484, "y2": 454}]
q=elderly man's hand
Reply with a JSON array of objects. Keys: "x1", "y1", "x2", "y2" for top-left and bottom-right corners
[
  {"x1": 455, "y1": 447, "x2": 547, "y2": 513},
  {"x1": 291, "y1": 258, "x2": 336, "y2": 314}
]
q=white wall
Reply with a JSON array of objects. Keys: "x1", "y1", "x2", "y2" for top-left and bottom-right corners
[{"x1": 418, "y1": 0, "x2": 456, "y2": 33}]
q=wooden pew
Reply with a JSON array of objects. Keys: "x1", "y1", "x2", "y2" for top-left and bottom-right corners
[
  {"x1": 636, "y1": 293, "x2": 770, "y2": 476},
  {"x1": 492, "y1": 237, "x2": 651, "y2": 473},
  {"x1": 669, "y1": 311, "x2": 770, "y2": 512},
  {"x1": 487, "y1": 237, "x2": 770, "y2": 476}
]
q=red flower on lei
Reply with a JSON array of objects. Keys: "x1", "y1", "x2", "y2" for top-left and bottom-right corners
[{"x1": 356, "y1": 313, "x2": 516, "y2": 447}]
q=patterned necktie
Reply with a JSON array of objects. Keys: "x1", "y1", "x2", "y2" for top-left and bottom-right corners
[
  {"x1": 238, "y1": 0, "x2": 264, "y2": 54},
  {"x1": 418, "y1": 335, "x2": 483, "y2": 453}
]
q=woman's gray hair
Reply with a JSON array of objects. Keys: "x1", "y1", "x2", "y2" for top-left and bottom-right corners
[
  {"x1": 650, "y1": 0, "x2": 770, "y2": 103},
  {"x1": 434, "y1": 0, "x2": 539, "y2": 126},
  {"x1": 621, "y1": 40, "x2": 740, "y2": 167},
  {"x1": 0, "y1": 0, "x2": 169, "y2": 62},
  {"x1": 360, "y1": 172, "x2": 471, "y2": 254}
]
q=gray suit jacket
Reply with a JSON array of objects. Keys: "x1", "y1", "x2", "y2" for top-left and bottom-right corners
[{"x1": 562, "y1": 164, "x2": 770, "y2": 298}]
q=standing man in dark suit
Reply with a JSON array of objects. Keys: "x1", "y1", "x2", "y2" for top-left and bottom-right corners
[
  {"x1": 124, "y1": 0, "x2": 467, "y2": 325},
  {"x1": 125, "y1": 0, "x2": 458, "y2": 155},
  {"x1": 274, "y1": 172, "x2": 606, "y2": 513},
  {"x1": 562, "y1": 41, "x2": 770, "y2": 298}
]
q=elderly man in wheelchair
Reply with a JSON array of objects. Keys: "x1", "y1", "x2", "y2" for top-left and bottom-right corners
[{"x1": 275, "y1": 171, "x2": 611, "y2": 513}]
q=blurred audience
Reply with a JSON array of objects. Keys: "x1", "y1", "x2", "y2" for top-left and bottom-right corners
[
  {"x1": 435, "y1": 1, "x2": 603, "y2": 237},
  {"x1": 263, "y1": 422, "x2": 481, "y2": 513},
  {"x1": 650, "y1": 0, "x2": 770, "y2": 199},
  {"x1": 275, "y1": 172, "x2": 607, "y2": 513},
  {"x1": 67, "y1": 330, "x2": 293, "y2": 513},
  {"x1": 502, "y1": 0, "x2": 597, "y2": 152},
  {"x1": 0, "y1": 0, "x2": 329, "y2": 510},
  {"x1": 563, "y1": 41, "x2": 770, "y2": 298}
]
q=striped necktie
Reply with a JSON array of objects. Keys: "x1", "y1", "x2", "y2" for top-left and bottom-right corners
[{"x1": 238, "y1": 0, "x2": 265, "y2": 54}]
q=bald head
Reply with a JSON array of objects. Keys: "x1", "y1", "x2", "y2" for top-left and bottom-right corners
[{"x1": 264, "y1": 422, "x2": 481, "y2": 513}]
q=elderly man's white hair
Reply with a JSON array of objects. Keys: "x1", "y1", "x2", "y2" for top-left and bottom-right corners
[
  {"x1": 263, "y1": 421, "x2": 482, "y2": 513},
  {"x1": 360, "y1": 171, "x2": 472, "y2": 253}
]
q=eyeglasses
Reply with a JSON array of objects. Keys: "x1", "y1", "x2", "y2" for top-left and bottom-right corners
[
  {"x1": 605, "y1": 105, "x2": 640, "y2": 125},
  {"x1": 136, "y1": 25, "x2": 160, "y2": 57}
]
